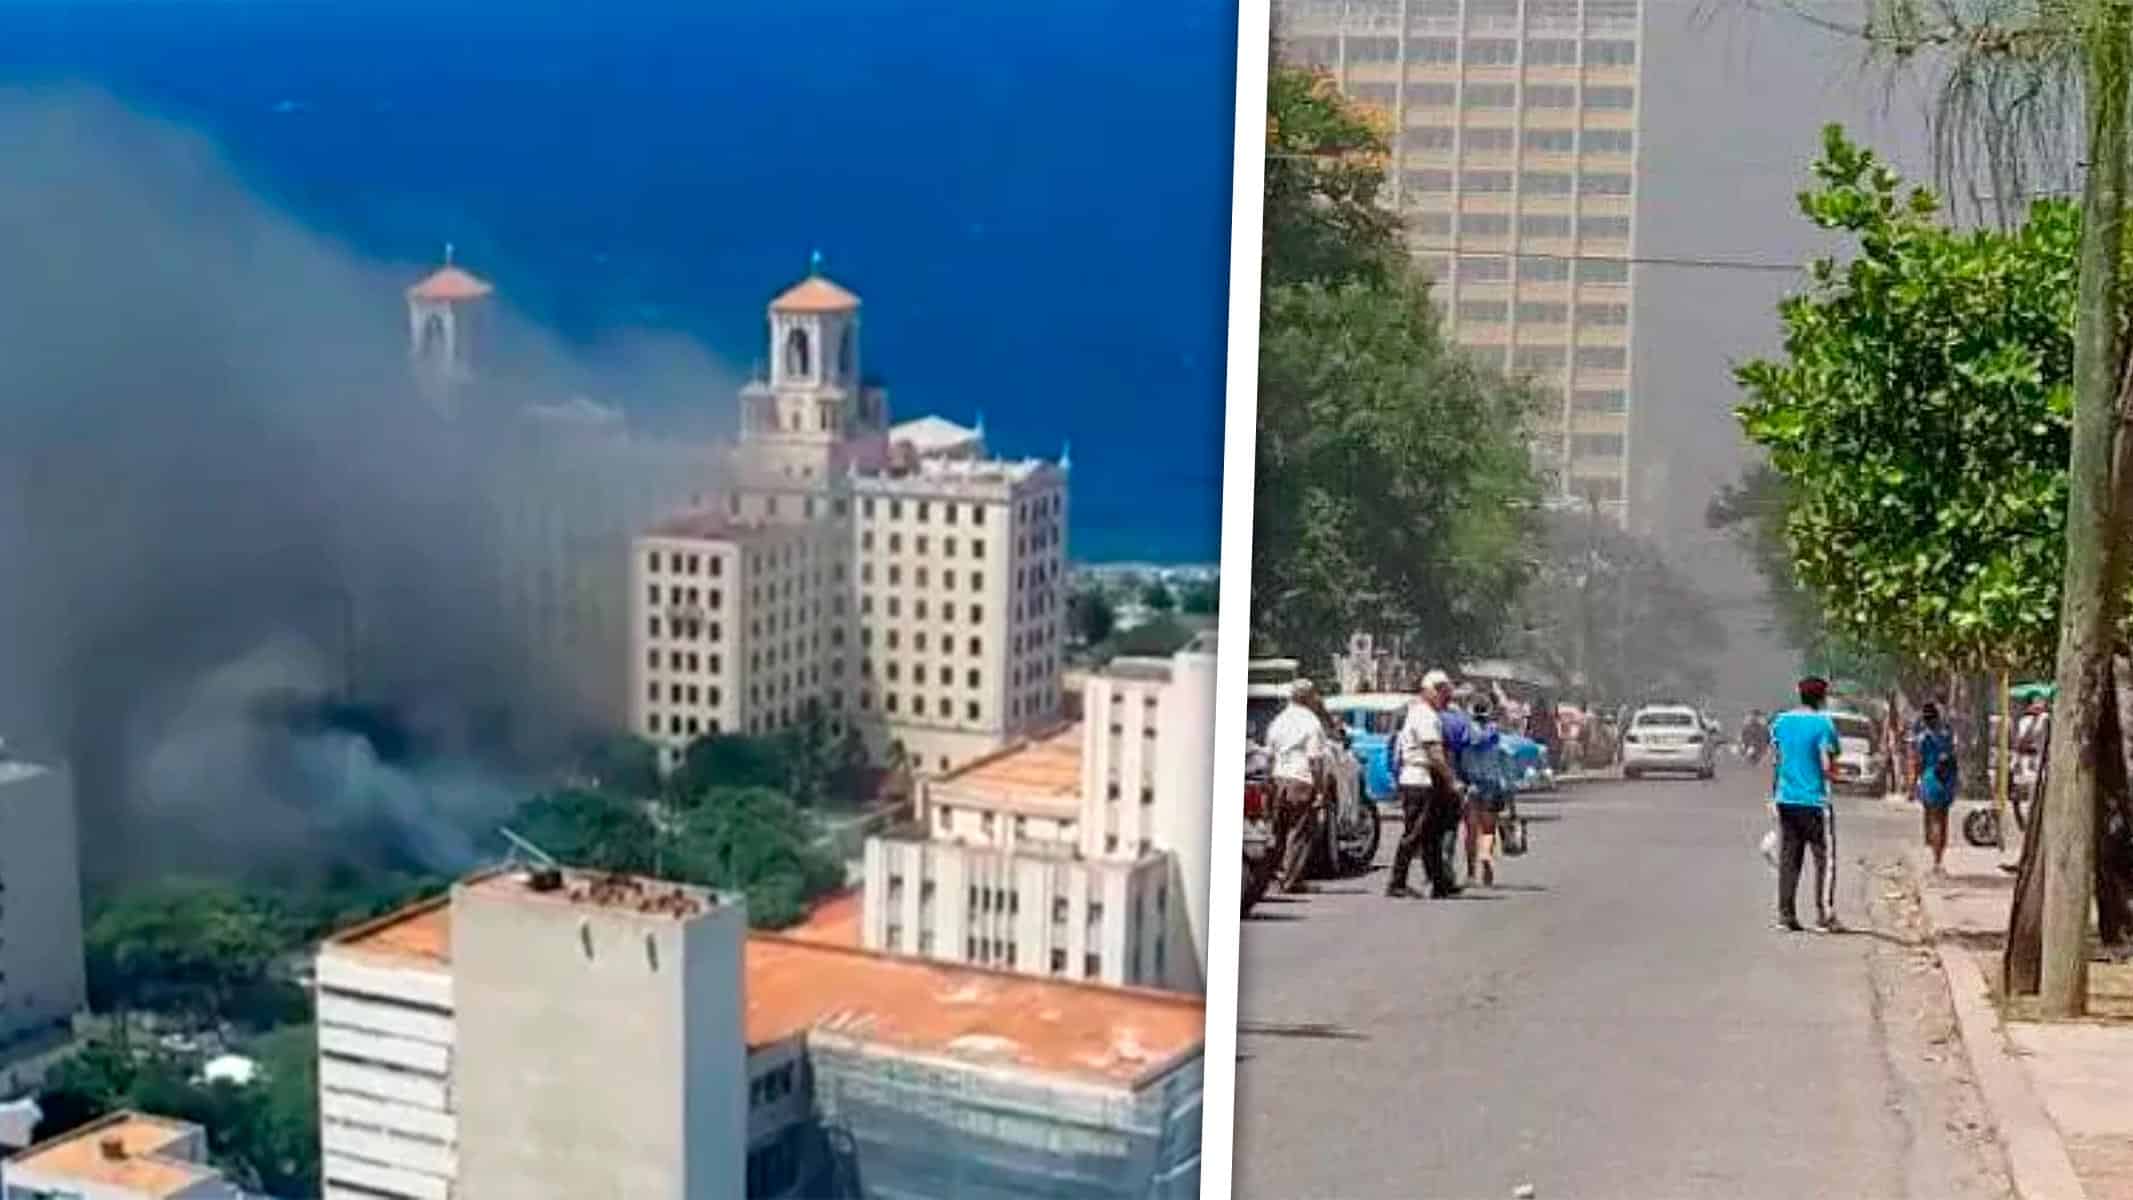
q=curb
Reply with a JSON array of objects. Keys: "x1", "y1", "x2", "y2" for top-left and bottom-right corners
[{"x1": 1908, "y1": 852, "x2": 2090, "y2": 1200}]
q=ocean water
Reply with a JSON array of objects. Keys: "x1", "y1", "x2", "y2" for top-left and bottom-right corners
[{"x1": 0, "y1": 0, "x2": 1238, "y2": 563}]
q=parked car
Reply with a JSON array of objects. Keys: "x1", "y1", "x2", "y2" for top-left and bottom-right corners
[
  {"x1": 1622, "y1": 704, "x2": 1717, "y2": 780},
  {"x1": 1242, "y1": 748, "x2": 1275, "y2": 916},
  {"x1": 1828, "y1": 710, "x2": 1884, "y2": 794},
  {"x1": 1322, "y1": 692, "x2": 1410, "y2": 806},
  {"x1": 1243, "y1": 660, "x2": 1380, "y2": 877}
]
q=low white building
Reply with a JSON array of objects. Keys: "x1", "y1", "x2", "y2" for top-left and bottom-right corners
[
  {"x1": 2, "y1": 1111, "x2": 240, "y2": 1200},
  {"x1": 0, "y1": 751, "x2": 85, "y2": 1061},
  {"x1": 860, "y1": 634, "x2": 1216, "y2": 993}
]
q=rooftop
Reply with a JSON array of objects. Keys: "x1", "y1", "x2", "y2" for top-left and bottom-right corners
[
  {"x1": 930, "y1": 725, "x2": 1082, "y2": 817},
  {"x1": 641, "y1": 511, "x2": 789, "y2": 543},
  {"x1": 319, "y1": 885, "x2": 1203, "y2": 1088},
  {"x1": 407, "y1": 264, "x2": 494, "y2": 303},
  {"x1": 781, "y1": 889, "x2": 862, "y2": 948},
  {"x1": 4, "y1": 1111, "x2": 219, "y2": 1199},
  {"x1": 889, "y1": 415, "x2": 981, "y2": 453},
  {"x1": 459, "y1": 867, "x2": 718, "y2": 921},
  {"x1": 771, "y1": 274, "x2": 860, "y2": 314}
]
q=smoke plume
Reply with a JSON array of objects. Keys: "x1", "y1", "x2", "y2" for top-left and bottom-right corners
[{"x1": 0, "y1": 87, "x2": 734, "y2": 885}]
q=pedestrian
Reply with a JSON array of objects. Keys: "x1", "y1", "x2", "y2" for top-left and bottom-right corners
[
  {"x1": 1265, "y1": 679, "x2": 1330, "y2": 895},
  {"x1": 1909, "y1": 700, "x2": 1959, "y2": 877},
  {"x1": 1770, "y1": 675, "x2": 1843, "y2": 932},
  {"x1": 1461, "y1": 699, "x2": 1513, "y2": 885},
  {"x1": 1386, "y1": 669, "x2": 1466, "y2": 899}
]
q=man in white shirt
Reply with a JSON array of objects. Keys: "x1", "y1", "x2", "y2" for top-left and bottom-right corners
[
  {"x1": 1264, "y1": 679, "x2": 1331, "y2": 894},
  {"x1": 1387, "y1": 669, "x2": 1465, "y2": 898}
]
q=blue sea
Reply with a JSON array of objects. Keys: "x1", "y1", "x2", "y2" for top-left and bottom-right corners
[{"x1": 0, "y1": 0, "x2": 1238, "y2": 564}]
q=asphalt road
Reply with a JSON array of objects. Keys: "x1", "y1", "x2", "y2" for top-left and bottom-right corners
[{"x1": 1232, "y1": 766, "x2": 2013, "y2": 1200}]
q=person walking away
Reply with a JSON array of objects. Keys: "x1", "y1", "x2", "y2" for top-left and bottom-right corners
[
  {"x1": 1909, "y1": 701, "x2": 1959, "y2": 877},
  {"x1": 1387, "y1": 670, "x2": 1466, "y2": 899},
  {"x1": 1771, "y1": 676, "x2": 1844, "y2": 932},
  {"x1": 1461, "y1": 700, "x2": 1514, "y2": 885},
  {"x1": 1529, "y1": 695, "x2": 1562, "y2": 774},
  {"x1": 1265, "y1": 679, "x2": 1330, "y2": 895}
]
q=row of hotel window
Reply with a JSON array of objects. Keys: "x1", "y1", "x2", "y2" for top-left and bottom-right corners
[
  {"x1": 1294, "y1": 35, "x2": 1638, "y2": 66},
  {"x1": 1287, "y1": 0, "x2": 1642, "y2": 26},
  {"x1": 1405, "y1": 169, "x2": 1632, "y2": 195},
  {"x1": 885, "y1": 878, "x2": 1168, "y2": 926},
  {"x1": 861, "y1": 491, "x2": 1062, "y2": 527},
  {"x1": 1405, "y1": 126, "x2": 1632, "y2": 153},
  {"x1": 859, "y1": 529, "x2": 988, "y2": 559},
  {"x1": 1424, "y1": 255, "x2": 1628, "y2": 283},
  {"x1": 1412, "y1": 213, "x2": 1630, "y2": 239},
  {"x1": 1348, "y1": 82, "x2": 1635, "y2": 110},
  {"x1": 1458, "y1": 301, "x2": 1628, "y2": 325}
]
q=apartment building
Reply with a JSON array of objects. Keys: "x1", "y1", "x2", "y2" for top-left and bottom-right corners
[
  {"x1": 313, "y1": 866, "x2": 1204, "y2": 1200},
  {"x1": 859, "y1": 634, "x2": 1217, "y2": 992},
  {"x1": 1274, "y1": 0, "x2": 1645, "y2": 521},
  {"x1": 2, "y1": 1112, "x2": 240, "y2": 1200},
  {"x1": 630, "y1": 268, "x2": 1068, "y2": 775},
  {"x1": 0, "y1": 751, "x2": 85, "y2": 1063}
]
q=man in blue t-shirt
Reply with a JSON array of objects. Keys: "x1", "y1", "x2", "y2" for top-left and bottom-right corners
[{"x1": 1770, "y1": 676, "x2": 1843, "y2": 932}]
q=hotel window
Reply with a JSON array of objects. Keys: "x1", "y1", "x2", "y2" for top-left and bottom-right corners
[
  {"x1": 1461, "y1": 169, "x2": 1513, "y2": 193},
  {"x1": 1458, "y1": 299, "x2": 1508, "y2": 323},
  {"x1": 1464, "y1": 83, "x2": 1516, "y2": 108},
  {"x1": 647, "y1": 551, "x2": 662, "y2": 573},
  {"x1": 1463, "y1": 126, "x2": 1515, "y2": 153},
  {"x1": 1521, "y1": 213, "x2": 1571, "y2": 238},
  {"x1": 1346, "y1": 34, "x2": 1399, "y2": 61},
  {"x1": 1580, "y1": 172, "x2": 1633, "y2": 195},
  {"x1": 1085, "y1": 952, "x2": 1102, "y2": 977},
  {"x1": 1583, "y1": 128, "x2": 1634, "y2": 153},
  {"x1": 973, "y1": 539, "x2": 985, "y2": 559},
  {"x1": 1524, "y1": 84, "x2": 1576, "y2": 109},
  {"x1": 1513, "y1": 344, "x2": 1566, "y2": 369},
  {"x1": 1404, "y1": 169, "x2": 1453, "y2": 193},
  {"x1": 1409, "y1": 36, "x2": 1459, "y2": 62},
  {"x1": 1520, "y1": 255, "x2": 1572, "y2": 281},
  {"x1": 1526, "y1": 38, "x2": 1578, "y2": 64},
  {"x1": 1408, "y1": 82, "x2": 1458, "y2": 107},
  {"x1": 1518, "y1": 301, "x2": 1569, "y2": 323},
  {"x1": 1584, "y1": 85, "x2": 1636, "y2": 110},
  {"x1": 1521, "y1": 171, "x2": 1573, "y2": 195},
  {"x1": 1466, "y1": 37, "x2": 1518, "y2": 64},
  {"x1": 1578, "y1": 302, "x2": 1630, "y2": 326},
  {"x1": 1524, "y1": 128, "x2": 1577, "y2": 154},
  {"x1": 1577, "y1": 344, "x2": 1629, "y2": 369},
  {"x1": 1574, "y1": 389, "x2": 1629, "y2": 413},
  {"x1": 1405, "y1": 125, "x2": 1456, "y2": 152},
  {"x1": 1579, "y1": 258, "x2": 1631, "y2": 284},
  {"x1": 1460, "y1": 255, "x2": 1509, "y2": 282},
  {"x1": 1586, "y1": 38, "x2": 1637, "y2": 65},
  {"x1": 1461, "y1": 213, "x2": 1511, "y2": 236},
  {"x1": 1579, "y1": 215, "x2": 1631, "y2": 239}
]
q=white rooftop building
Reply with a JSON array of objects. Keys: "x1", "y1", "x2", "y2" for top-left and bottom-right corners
[
  {"x1": 0, "y1": 750, "x2": 85, "y2": 1070},
  {"x1": 2, "y1": 1111, "x2": 241, "y2": 1200}
]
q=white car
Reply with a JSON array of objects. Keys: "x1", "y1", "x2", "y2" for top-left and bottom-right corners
[
  {"x1": 1827, "y1": 710, "x2": 1885, "y2": 793},
  {"x1": 1622, "y1": 704, "x2": 1717, "y2": 780}
]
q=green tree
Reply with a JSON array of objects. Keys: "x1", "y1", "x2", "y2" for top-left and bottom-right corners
[
  {"x1": 84, "y1": 882, "x2": 290, "y2": 1031},
  {"x1": 672, "y1": 734, "x2": 786, "y2": 800},
  {"x1": 1255, "y1": 65, "x2": 1543, "y2": 676},
  {"x1": 507, "y1": 789, "x2": 660, "y2": 875},
  {"x1": 670, "y1": 787, "x2": 846, "y2": 929},
  {"x1": 1142, "y1": 580, "x2": 1177, "y2": 613},
  {"x1": 1514, "y1": 509, "x2": 1729, "y2": 703},
  {"x1": 1179, "y1": 580, "x2": 1219, "y2": 615},
  {"x1": 574, "y1": 733, "x2": 662, "y2": 798},
  {"x1": 1068, "y1": 588, "x2": 1117, "y2": 645},
  {"x1": 1735, "y1": 127, "x2": 2076, "y2": 677}
]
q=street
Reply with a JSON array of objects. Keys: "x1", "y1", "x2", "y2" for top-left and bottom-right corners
[{"x1": 1233, "y1": 767, "x2": 2016, "y2": 1200}]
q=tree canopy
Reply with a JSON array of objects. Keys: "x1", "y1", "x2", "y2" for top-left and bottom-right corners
[
  {"x1": 1254, "y1": 64, "x2": 1543, "y2": 676},
  {"x1": 1735, "y1": 125, "x2": 2080, "y2": 673}
]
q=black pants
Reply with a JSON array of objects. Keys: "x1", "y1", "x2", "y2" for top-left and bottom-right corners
[
  {"x1": 1390, "y1": 784, "x2": 1462, "y2": 894},
  {"x1": 1272, "y1": 779, "x2": 1323, "y2": 892},
  {"x1": 1777, "y1": 803, "x2": 1837, "y2": 924}
]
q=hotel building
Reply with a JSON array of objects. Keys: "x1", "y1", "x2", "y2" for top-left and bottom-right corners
[
  {"x1": 0, "y1": 751, "x2": 84, "y2": 1070},
  {"x1": 1273, "y1": 0, "x2": 1645, "y2": 522},
  {"x1": 631, "y1": 270, "x2": 1068, "y2": 777}
]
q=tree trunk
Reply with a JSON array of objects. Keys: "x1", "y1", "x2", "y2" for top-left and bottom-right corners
[
  {"x1": 2007, "y1": 757, "x2": 2050, "y2": 996},
  {"x1": 2037, "y1": 7, "x2": 2133, "y2": 1017}
]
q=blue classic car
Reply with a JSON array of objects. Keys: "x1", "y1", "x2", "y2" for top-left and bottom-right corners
[{"x1": 1323, "y1": 693, "x2": 1412, "y2": 806}]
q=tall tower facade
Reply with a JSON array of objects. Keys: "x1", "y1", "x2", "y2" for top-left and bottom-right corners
[
  {"x1": 734, "y1": 257, "x2": 890, "y2": 495},
  {"x1": 1273, "y1": 0, "x2": 1644, "y2": 524}
]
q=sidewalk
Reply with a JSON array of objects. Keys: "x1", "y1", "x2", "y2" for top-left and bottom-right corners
[{"x1": 1910, "y1": 832, "x2": 2133, "y2": 1200}]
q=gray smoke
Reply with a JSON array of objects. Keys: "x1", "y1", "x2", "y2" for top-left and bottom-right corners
[{"x1": 0, "y1": 87, "x2": 735, "y2": 883}]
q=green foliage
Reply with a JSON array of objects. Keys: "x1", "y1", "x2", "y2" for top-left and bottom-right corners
[
  {"x1": 1142, "y1": 580, "x2": 1177, "y2": 612},
  {"x1": 1515, "y1": 509, "x2": 1729, "y2": 702},
  {"x1": 509, "y1": 788, "x2": 661, "y2": 874},
  {"x1": 1179, "y1": 580, "x2": 1219, "y2": 615},
  {"x1": 1107, "y1": 616, "x2": 1200, "y2": 659},
  {"x1": 673, "y1": 703, "x2": 857, "y2": 809},
  {"x1": 1255, "y1": 65, "x2": 1543, "y2": 676},
  {"x1": 1068, "y1": 587, "x2": 1117, "y2": 644},
  {"x1": 84, "y1": 882, "x2": 291, "y2": 1030},
  {"x1": 574, "y1": 733, "x2": 662, "y2": 798},
  {"x1": 1262, "y1": 66, "x2": 1401, "y2": 290},
  {"x1": 1735, "y1": 126, "x2": 2081, "y2": 672},
  {"x1": 36, "y1": 1026, "x2": 321, "y2": 1197},
  {"x1": 1256, "y1": 278, "x2": 1543, "y2": 673}
]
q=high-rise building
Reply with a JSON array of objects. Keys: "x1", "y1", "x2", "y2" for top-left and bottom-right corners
[
  {"x1": 0, "y1": 749, "x2": 85, "y2": 1065},
  {"x1": 1273, "y1": 0, "x2": 1644, "y2": 522},
  {"x1": 313, "y1": 867, "x2": 1204, "y2": 1200},
  {"x1": 630, "y1": 268, "x2": 1069, "y2": 776},
  {"x1": 859, "y1": 634, "x2": 1216, "y2": 992}
]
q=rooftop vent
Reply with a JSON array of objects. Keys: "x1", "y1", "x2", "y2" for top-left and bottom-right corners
[
  {"x1": 526, "y1": 867, "x2": 563, "y2": 893},
  {"x1": 98, "y1": 1134, "x2": 125, "y2": 1161}
]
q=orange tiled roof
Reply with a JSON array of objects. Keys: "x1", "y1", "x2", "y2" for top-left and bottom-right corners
[
  {"x1": 930, "y1": 724, "x2": 1082, "y2": 816},
  {"x1": 771, "y1": 275, "x2": 859, "y2": 313},
  {"x1": 4, "y1": 1112, "x2": 217, "y2": 1198},
  {"x1": 782, "y1": 888, "x2": 862, "y2": 948},
  {"x1": 408, "y1": 264, "x2": 494, "y2": 302}
]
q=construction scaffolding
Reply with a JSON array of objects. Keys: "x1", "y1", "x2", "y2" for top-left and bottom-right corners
[{"x1": 798, "y1": 1031, "x2": 1202, "y2": 1200}]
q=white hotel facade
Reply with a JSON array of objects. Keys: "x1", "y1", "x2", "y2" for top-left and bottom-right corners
[{"x1": 630, "y1": 271, "x2": 1068, "y2": 776}]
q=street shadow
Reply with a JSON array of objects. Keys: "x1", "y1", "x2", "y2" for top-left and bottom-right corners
[
  {"x1": 1483, "y1": 882, "x2": 1550, "y2": 894},
  {"x1": 1238, "y1": 1021, "x2": 1368, "y2": 1042},
  {"x1": 1824, "y1": 927, "x2": 1916, "y2": 948},
  {"x1": 1244, "y1": 910, "x2": 1307, "y2": 922},
  {"x1": 1516, "y1": 813, "x2": 1564, "y2": 824}
]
